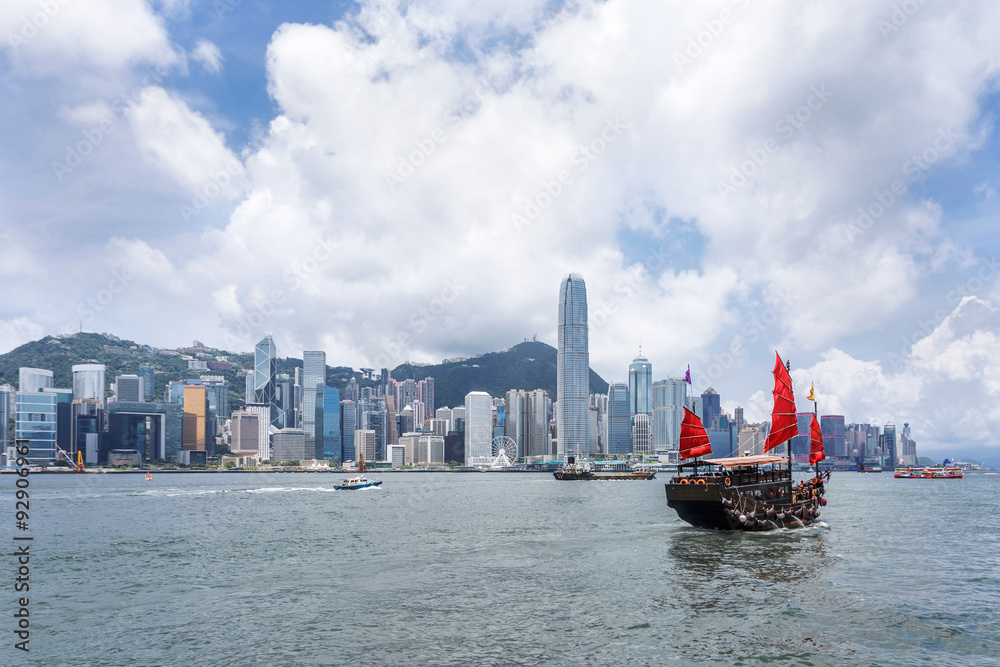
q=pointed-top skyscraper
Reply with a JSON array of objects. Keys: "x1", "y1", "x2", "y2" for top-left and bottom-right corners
[
  {"x1": 254, "y1": 334, "x2": 282, "y2": 431},
  {"x1": 557, "y1": 273, "x2": 589, "y2": 459}
]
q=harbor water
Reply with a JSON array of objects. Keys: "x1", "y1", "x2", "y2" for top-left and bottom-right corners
[{"x1": 7, "y1": 471, "x2": 1000, "y2": 665}]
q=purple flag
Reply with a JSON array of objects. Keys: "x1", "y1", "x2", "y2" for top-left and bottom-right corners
[{"x1": 684, "y1": 364, "x2": 691, "y2": 384}]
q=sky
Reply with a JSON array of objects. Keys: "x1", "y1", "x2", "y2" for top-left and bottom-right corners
[{"x1": 2, "y1": 0, "x2": 1000, "y2": 464}]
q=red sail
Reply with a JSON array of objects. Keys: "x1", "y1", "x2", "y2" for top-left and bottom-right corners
[
  {"x1": 763, "y1": 352, "x2": 797, "y2": 452},
  {"x1": 679, "y1": 407, "x2": 712, "y2": 461},
  {"x1": 809, "y1": 412, "x2": 826, "y2": 465}
]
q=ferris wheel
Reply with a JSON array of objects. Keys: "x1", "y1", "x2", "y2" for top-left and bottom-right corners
[{"x1": 490, "y1": 436, "x2": 518, "y2": 468}]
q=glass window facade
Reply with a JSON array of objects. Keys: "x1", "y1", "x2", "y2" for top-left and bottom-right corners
[{"x1": 557, "y1": 274, "x2": 589, "y2": 459}]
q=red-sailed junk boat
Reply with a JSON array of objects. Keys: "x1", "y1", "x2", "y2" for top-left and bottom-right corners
[{"x1": 664, "y1": 353, "x2": 831, "y2": 531}]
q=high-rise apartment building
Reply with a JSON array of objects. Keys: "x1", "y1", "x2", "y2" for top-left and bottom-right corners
[{"x1": 556, "y1": 273, "x2": 589, "y2": 459}]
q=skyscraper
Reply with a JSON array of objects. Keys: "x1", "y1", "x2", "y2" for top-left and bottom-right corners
[
  {"x1": 652, "y1": 378, "x2": 688, "y2": 452},
  {"x1": 418, "y1": 377, "x2": 435, "y2": 418},
  {"x1": 628, "y1": 353, "x2": 652, "y2": 417},
  {"x1": 19, "y1": 367, "x2": 53, "y2": 393},
  {"x1": 607, "y1": 382, "x2": 631, "y2": 457},
  {"x1": 341, "y1": 399, "x2": 357, "y2": 462},
  {"x1": 72, "y1": 364, "x2": 106, "y2": 409},
  {"x1": 254, "y1": 335, "x2": 282, "y2": 432},
  {"x1": 701, "y1": 387, "x2": 721, "y2": 429},
  {"x1": 140, "y1": 365, "x2": 155, "y2": 402},
  {"x1": 318, "y1": 385, "x2": 341, "y2": 462},
  {"x1": 557, "y1": 273, "x2": 589, "y2": 459},
  {"x1": 182, "y1": 384, "x2": 208, "y2": 452},
  {"x1": 632, "y1": 413, "x2": 651, "y2": 455},
  {"x1": 464, "y1": 391, "x2": 493, "y2": 466},
  {"x1": 302, "y1": 350, "x2": 326, "y2": 458},
  {"x1": 0, "y1": 384, "x2": 14, "y2": 453}
]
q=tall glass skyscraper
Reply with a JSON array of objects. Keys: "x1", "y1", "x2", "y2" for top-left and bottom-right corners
[
  {"x1": 302, "y1": 350, "x2": 326, "y2": 457},
  {"x1": 254, "y1": 335, "x2": 282, "y2": 431},
  {"x1": 140, "y1": 365, "x2": 156, "y2": 402},
  {"x1": 628, "y1": 353, "x2": 651, "y2": 417},
  {"x1": 557, "y1": 273, "x2": 589, "y2": 459},
  {"x1": 318, "y1": 385, "x2": 341, "y2": 462},
  {"x1": 607, "y1": 382, "x2": 631, "y2": 456}
]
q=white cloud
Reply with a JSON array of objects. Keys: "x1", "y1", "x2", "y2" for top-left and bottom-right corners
[
  {"x1": 191, "y1": 39, "x2": 223, "y2": 74},
  {"x1": 125, "y1": 87, "x2": 246, "y2": 197}
]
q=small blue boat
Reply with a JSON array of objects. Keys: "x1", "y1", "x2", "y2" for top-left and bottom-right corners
[{"x1": 334, "y1": 475, "x2": 382, "y2": 490}]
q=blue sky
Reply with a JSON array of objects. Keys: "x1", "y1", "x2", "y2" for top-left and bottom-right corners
[{"x1": 2, "y1": 0, "x2": 1000, "y2": 464}]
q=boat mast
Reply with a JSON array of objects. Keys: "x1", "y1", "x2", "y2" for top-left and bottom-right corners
[{"x1": 786, "y1": 359, "x2": 793, "y2": 495}]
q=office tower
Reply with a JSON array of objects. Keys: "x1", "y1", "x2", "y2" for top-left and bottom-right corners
[
  {"x1": 380, "y1": 368, "x2": 390, "y2": 397},
  {"x1": 345, "y1": 377, "x2": 360, "y2": 403},
  {"x1": 140, "y1": 365, "x2": 155, "y2": 401},
  {"x1": 400, "y1": 432, "x2": 420, "y2": 465},
  {"x1": 790, "y1": 413, "x2": 813, "y2": 461},
  {"x1": 418, "y1": 377, "x2": 435, "y2": 418},
  {"x1": 701, "y1": 388, "x2": 721, "y2": 429},
  {"x1": 504, "y1": 389, "x2": 551, "y2": 461},
  {"x1": 302, "y1": 350, "x2": 326, "y2": 457},
  {"x1": 318, "y1": 385, "x2": 341, "y2": 462},
  {"x1": 354, "y1": 429, "x2": 376, "y2": 464},
  {"x1": 73, "y1": 364, "x2": 106, "y2": 409},
  {"x1": 230, "y1": 410, "x2": 261, "y2": 455},
  {"x1": 358, "y1": 397, "x2": 387, "y2": 461},
  {"x1": 881, "y1": 422, "x2": 897, "y2": 469},
  {"x1": 451, "y1": 405, "x2": 466, "y2": 433},
  {"x1": 245, "y1": 370, "x2": 254, "y2": 403},
  {"x1": 415, "y1": 435, "x2": 446, "y2": 465},
  {"x1": 19, "y1": 367, "x2": 53, "y2": 393},
  {"x1": 557, "y1": 273, "x2": 589, "y2": 459},
  {"x1": 464, "y1": 391, "x2": 492, "y2": 466},
  {"x1": 632, "y1": 413, "x2": 651, "y2": 455},
  {"x1": 272, "y1": 428, "x2": 308, "y2": 462},
  {"x1": 435, "y1": 406, "x2": 452, "y2": 432},
  {"x1": 399, "y1": 405, "x2": 414, "y2": 435},
  {"x1": 607, "y1": 382, "x2": 631, "y2": 457},
  {"x1": 254, "y1": 334, "x2": 283, "y2": 431},
  {"x1": 70, "y1": 399, "x2": 102, "y2": 463},
  {"x1": 341, "y1": 399, "x2": 357, "y2": 462},
  {"x1": 628, "y1": 353, "x2": 652, "y2": 417},
  {"x1": 589, "y1": 409, "x2": 599, "y2": 454},
  {"x1": 205, "y1": 381, "x2": 229, "y2": 419},
  {"x1": 734, "y1": 405, "x2": 745, "y2": 433},
  {"x1": 426, "y1": 419, "x2": 448, "y2": 437},
  {"x1": 182, "y1": 385, "x2": 209, "y2": 452},
  {"x1": 591, "y1": 393, "x2": 608, "y2": 454},
  {"x1": 505, "y1": 390, "x2": 524, "y2": 455},
  {"x1": 106, "y1": 400, "x2": 183, "y2": 464},
  {"x1": 114, "y1": 375, "x2": 143, "y2": 402},
  {"x1": 820, "y1": 415, "x2": 846, "y2": 457},
  {"x1": 244, "y1": 403, "x2": 271, "y2": 461},
  {"x1": 385, "y1": 394, "x2": 398, "y2": 445},
  {"x1": 278, "y1": 380, "x2": 294, "y2": 429},
  {"x1": 15, "y1": 382, "x2": 70, "y2": 464},
  {"x1": 0, "y1": 384, "x2": 14, "y2": 453},
  {"x1": 652, "y1": 378, "x2": 688, "y2": 451}
]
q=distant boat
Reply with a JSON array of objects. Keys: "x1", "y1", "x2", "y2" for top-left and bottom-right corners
[
  {"x1": 145, "y1": 471, "x2": 153, "y2": 481},
  {"x1": 894, "y1": 467, "x2": 963, "y2": 479},
  {"x1": 553, "y1": 457, "x2": 656, "y2": 481},
  {"x1": 334, "y1": 452, "x2": 381, "y2": 490},
  {"x1": 664, "y1": 353, "x2": 831, "y2": 531}
]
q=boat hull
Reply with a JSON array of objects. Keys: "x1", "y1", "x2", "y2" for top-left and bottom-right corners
[
  {"x1": 553, "y1": 470, "x2": 656, "y2": 481},
  {"x1": 665, "y1": 481, "x2": 823, "y2": 531},
  {"x1": 334, "y1": 481, "x2": 382, "y2": 490}
]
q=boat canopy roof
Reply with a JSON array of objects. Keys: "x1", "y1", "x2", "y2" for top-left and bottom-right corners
[{"x1": 701, "y1": 454, "x2": 788, "y2": 468}]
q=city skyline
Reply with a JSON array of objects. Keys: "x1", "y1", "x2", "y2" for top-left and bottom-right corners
[{"x1": 2, "y1": 2, "x2": 1000, "y2": 463}]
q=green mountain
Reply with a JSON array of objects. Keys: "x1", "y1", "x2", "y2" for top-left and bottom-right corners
[
  {"x1": 391, "y1": 340, "x2": 608, "y2": 409},
  {"x1": 0, "y1": 334, "x2": 608, "y2": 408}
]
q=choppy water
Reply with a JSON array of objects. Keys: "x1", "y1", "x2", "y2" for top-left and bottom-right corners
[{"x1": 5, "y1": 471, "x2": 1000, "y2": 665}]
